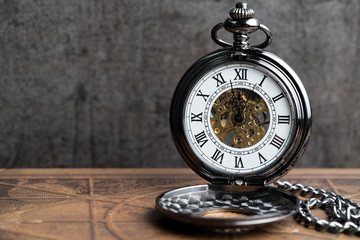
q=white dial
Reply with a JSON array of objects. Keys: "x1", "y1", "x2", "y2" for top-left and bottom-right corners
[{"x1": 184, "y1": 63, "x2": 295, "y2": 175}]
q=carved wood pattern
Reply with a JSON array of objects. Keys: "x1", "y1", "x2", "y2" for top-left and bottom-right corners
[{"x1": 0, "y1": 168, "x2": 359, "y2": 240}]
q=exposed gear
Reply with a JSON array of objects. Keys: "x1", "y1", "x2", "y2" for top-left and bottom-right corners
[{"x1": 210, "y1": 88, "x2": 270, "y2": 148}]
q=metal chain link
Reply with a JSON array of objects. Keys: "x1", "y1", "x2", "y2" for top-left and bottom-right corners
[{"x1": 275, "y1": 180, "x2": 360, "y2": 236}]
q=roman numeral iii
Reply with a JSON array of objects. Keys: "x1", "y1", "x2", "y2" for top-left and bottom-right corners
[{"x1": 278, "y1": 115, "x2": 290, "y2": 124}]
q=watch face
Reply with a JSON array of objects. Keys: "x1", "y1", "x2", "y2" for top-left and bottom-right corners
[{"x1": 183, "y1": 63, "x2": 295, "y2": 176}]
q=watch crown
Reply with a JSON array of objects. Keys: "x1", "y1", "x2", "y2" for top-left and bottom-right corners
[
  {"x1": 229, "y1": 2, "x2": 255, "y2": 20},
  {"x1": 211, "y1": 2, "x2": 272, "y2": 50}
]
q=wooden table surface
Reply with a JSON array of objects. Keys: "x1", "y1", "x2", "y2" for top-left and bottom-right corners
[{"x1": 0, "y1": 168, "x2": 359, "y2": 240}]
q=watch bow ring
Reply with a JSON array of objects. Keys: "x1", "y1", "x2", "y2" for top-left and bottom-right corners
[{"x1": 211, "y1": 2, "x2": 273, "y2": 50}]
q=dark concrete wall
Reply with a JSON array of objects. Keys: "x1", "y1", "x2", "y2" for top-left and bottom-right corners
[{"x1": 0, "y1": 0, "x2": 359, "y2": 168}]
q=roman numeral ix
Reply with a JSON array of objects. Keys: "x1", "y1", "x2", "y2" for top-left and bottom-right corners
[{"x1": 191, "y1": 112, "x2": 202, "y2": 122}]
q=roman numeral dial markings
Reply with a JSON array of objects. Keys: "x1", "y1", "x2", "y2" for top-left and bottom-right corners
[
  {"x1": 234, "y1": 156, "x2": 244, "y2": 168},
  {"x1": 212, "y1": 73, "x2": 226, "y2": 87},
  {"x1": 196, "y1": 90, "x2": 209, "y2": 102},
  {"x1": 259, "y1": 75, "x2": 266, "y2": 87},
  {"x1": 278, "y1": 115, "x2": 290, "y2": 124},
  {"x1": 194, "y1": 131, "x2": 208, "y2": 148},
  {"x1": 191, "y1": 112, "x2": 202, "y2": 122},
  {"x1": 272, "y1": 92, "x2": 285, "y2": 103},
  {"x1": 258, "y1": 152, "x2": 267, "y2": 164},
  {"x1": 211, "y1": 148, "x2": 224, "y2": 164},
  {"x1": 183, "y1": 65, "x2": 295, "y2": 173},
  {"x1": 270, "y1": 134, "x2": 285, "y2": 150},
  {"x1": 234, "y1": 68, "x2": 248, "y2": 80}
]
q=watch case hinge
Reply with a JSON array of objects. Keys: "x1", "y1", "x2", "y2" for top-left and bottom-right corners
[
  {"x1": 244, "y1": 178, "x2": 267, "y2": 186},
  {"x1": 211, "y1": 177, "x2": 266, "y2": 186},
  {"x1": 233, "y1": 178, "x2": 266, "y2": 186},
  {"x1": 211, "y1": 177, "x2": 231, "y2": 185}
]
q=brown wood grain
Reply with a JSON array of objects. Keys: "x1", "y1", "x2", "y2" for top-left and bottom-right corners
[{"x1": 0, "y1": 168, "x2": 359, "y2": 240}]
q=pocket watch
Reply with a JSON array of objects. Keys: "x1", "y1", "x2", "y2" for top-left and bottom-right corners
[{"x1": 156, "y1": 2, "x2": 312, "y2": 232}]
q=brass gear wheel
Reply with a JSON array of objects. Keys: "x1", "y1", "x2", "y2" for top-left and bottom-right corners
[{"x1": 210, "y1": 88, "x2": 270, "y2": 148}]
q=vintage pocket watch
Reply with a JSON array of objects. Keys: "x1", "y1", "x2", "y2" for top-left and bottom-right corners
[{"x1": 156, "y1": 2, "x2": 312, "y2": 232}]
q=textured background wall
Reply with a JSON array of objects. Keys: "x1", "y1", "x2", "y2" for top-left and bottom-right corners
[{"x1": 0, "y1": 0, "x2": 359, "y2": 168}]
